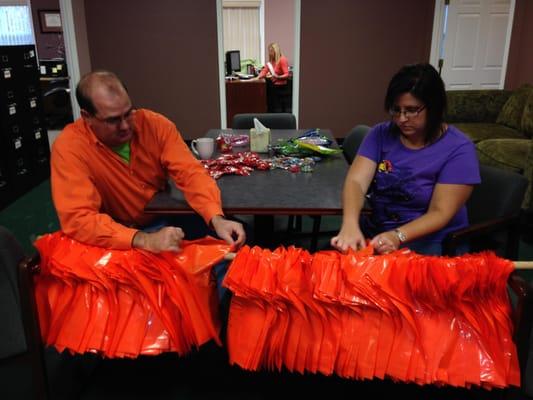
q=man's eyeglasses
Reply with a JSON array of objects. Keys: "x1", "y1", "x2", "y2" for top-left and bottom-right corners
[
  {"x1": 93, "y1": 107, "x2": 135, "y2": 126},
  {"x1": 389, "y1": 105, "x2": 426, "y2": 119}
]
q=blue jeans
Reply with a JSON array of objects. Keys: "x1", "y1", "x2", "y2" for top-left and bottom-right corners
[
  {"x1": 402, "y1": 241, "x2": 443, "y2": 256},
  {"x1": 403, "y1": 240, "x2": 469, "y2": 256}
]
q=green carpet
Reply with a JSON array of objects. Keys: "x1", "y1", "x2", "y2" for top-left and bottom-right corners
[{"x1": 0, "y1": 179, "x2": 59, "y2": 254}]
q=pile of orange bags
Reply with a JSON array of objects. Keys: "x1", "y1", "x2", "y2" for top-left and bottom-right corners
[
  {"x1": 34, "y1": 232, "x2": 231, "y2": 358},
  {"x1": 224, "y1": 246, "x2": 520, "y2": 389}
]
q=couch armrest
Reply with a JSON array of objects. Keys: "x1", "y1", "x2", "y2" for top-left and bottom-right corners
[{"x1": 446, "y1": 89, "x2": 512, "y2": 123}]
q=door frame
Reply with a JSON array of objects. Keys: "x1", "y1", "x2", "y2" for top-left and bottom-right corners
[
  {"x1": 429, "y1": 0, "x2": 516, "y2": 89},
  {"x1": 58, "y1": 0, "x2": 81, "y2": 119},
  {"x1": 216, "y1": 0, "x2": 300, "y2": 128}
]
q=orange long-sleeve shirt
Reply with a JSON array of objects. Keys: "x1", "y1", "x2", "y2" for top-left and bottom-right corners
[{"x1": 51, "y1": 109, "x2": 223, "y2": 249}]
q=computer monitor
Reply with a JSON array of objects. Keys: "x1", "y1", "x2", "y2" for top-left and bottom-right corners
[{"x1": 225, "y1": 50, "x2": 241, "y2": 76}]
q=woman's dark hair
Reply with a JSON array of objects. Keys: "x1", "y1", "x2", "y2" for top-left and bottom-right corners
[{"x1": 384, "y1": 63, "x2": 446, "y2": 144}]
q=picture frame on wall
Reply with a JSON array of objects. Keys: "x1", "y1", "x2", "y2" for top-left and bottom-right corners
[{"x1": 38, "y1": 10, "x2": 62, "y2": 33}]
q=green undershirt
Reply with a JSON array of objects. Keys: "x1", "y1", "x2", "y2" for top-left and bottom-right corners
[{"x1": 112, "y1": 141, "x2": 131, "y2": 163}]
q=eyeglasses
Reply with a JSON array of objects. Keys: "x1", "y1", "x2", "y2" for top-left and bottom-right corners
[
  {"x1": 389, "y1": 105, "x2": 426, "y2": 119},
  {"x1": 93, "y1": 107, "x2": 135, "y2": 126}
]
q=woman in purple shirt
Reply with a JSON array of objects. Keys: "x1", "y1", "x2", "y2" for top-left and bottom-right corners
[{"x1": 331, "y1": 63, "x2": 480, "y2": 255}]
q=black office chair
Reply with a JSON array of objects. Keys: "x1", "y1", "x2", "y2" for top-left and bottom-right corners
[
  {"x1": 42, "y1": 78, "x2": 74, "y2": 129},
  {"x1": 511, "y1": 274, "x2": 533, "y2": 398},
  {"x1": 0, "y1": 227, "x2": 98, "y2": 399},
  {"x1": 231, "y1": 113, "x2": 296, "y2": 130},
  {"x1": 0, "y1": 226, "x2": 48, "y2": 399},
  {"x1": 343, "y1": 124, "x2": 371, "y2": 163},
  {"x1": 442, "y1": 164, "x2": 528, "y2": 259}
]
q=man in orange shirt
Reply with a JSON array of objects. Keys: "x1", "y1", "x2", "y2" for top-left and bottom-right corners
[{"x1": 51, "y1": 70, "x2": 245, "y2": 252}]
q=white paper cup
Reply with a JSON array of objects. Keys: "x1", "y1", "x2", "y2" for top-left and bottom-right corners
[{"x1": 191, "y1": 137, "x2": 215, "y2": 159}]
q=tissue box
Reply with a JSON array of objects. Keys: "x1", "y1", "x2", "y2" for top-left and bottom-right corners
[{"x1": 249, "y1": 128, "x2": 270, "y2": 153}]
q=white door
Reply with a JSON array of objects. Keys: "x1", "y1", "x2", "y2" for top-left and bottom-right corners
[{"x1": 432, "y1": 0, "x2": 515, "y2": 90}]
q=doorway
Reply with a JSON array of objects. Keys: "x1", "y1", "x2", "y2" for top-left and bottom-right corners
[
  {"x1": 216, "y1": 0, "x2": 300, "y2": 128},
  {"x1": 430, "y1": 0, "x2": 515, "y2": 90}
]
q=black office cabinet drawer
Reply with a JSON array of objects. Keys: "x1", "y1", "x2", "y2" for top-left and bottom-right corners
[
  {"x1": 0, "y1": 160, "x2": 13, "y2": 210},
  {"x1": 0, "y1": 45, "x2": 50, "y2": 211}
]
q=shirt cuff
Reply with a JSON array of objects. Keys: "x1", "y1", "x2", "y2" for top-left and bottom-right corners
[
  {"x1": 202, "y1": 205, "x2": 224, "y2": 226},
  {"x1": 115, "y1": 227, "x2": 139, "y2": 249}
]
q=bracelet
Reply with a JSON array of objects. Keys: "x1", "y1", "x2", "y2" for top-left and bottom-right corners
[{"x1": 394, "y1": 228, "x2": 407, "y2": 243}]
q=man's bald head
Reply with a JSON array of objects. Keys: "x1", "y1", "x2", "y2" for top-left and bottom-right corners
[{"x1": 75, "y1": 70, "x2": 128, "y2": 115}]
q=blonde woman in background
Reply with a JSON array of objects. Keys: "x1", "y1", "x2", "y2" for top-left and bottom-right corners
[{"x1": 255, "y1": 42, "x2": 290, "y2": 112}]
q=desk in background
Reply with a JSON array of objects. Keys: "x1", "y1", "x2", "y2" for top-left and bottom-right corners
[
  {"x1": 225, "y1": 79, "x2": 266, "y2": 128},
  {"x1": 145, "y1": 129, "x2": 348, "y2": 247}
]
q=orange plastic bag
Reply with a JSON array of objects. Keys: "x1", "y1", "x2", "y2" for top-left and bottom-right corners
[
  {"x1": 224, "y1": 245, "x2": 520, "y2": 390},
  {"x1": 34, "y1": 232, "x2": 231, "y2": 358}
]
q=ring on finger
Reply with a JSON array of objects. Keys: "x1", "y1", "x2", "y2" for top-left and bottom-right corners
[{"x1": 378, "y1": 239, "x2": 383, "y2": 246}]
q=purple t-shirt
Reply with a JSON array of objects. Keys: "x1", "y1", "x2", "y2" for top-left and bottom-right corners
[{"x1": 358, "y1": 122, "x2": 480, "y2": 243}]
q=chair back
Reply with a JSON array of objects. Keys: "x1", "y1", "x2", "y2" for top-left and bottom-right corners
[
  {"x1": 343, "y1": 125, "x2": 371, "y2": 163},
  {"x1": 467, "y1": 164, "x2": 528, "y2": 225},
  {"x1": 0, "y1": 226, "x2": 50, "y2": 399},
  {"x1": 0, "y1": 226, "x2": 27, "y2": 358},
  {"x1": 231, "y1": 113, "x2": 296, "y2": 129}
]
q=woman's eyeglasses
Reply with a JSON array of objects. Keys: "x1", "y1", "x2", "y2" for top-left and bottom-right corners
[
  {"x1": 389, "y1": 105, "x2": 425, "y2": 119},
  {"x1": 93, "y1": 107, "x2": 136, "y2": 126}
]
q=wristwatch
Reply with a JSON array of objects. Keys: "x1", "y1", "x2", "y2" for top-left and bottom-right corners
[{"x1": 394, "y1": 228, "x2": 407, "y2": 243}]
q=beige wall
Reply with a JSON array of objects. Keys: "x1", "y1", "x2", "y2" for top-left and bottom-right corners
[
  {"x1": 299, "y1": 0, "x2": 435, "y2": 138},
  {"x1": 71, "y1": 0, "x2": 91, "y2": 75},
  {"x1": 505, "y1": 0, "x2": 533, "y2": 90},
  {"x1": 265, "y1": 0, "x2": 294, "y2": 65},
  {"x1": 84, "y1": 0, "x2": 219, "y2": 140},
  {"x1": 79, "y1": 0, "x2": 532, "y2": 140},
  {"x1": 31, "y1": 0, "x2": 64, "y2": 59}
]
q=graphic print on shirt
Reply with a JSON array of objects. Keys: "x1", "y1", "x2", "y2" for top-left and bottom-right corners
[
  {"x1": 374, "y1": 159, "x2": 416, "y2": 201},
  {"x1": 370, "y1": 159, "x2": 418, "y2": 224}
]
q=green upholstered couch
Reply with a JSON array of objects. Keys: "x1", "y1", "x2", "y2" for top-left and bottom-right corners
[{"x1": 446, "y1": 84, "x2": 533, "y2": 210}]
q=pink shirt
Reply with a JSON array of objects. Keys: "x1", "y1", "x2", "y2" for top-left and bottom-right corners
[{"x1": 258, "y1": 56, "x2": 289, "y2": 85}]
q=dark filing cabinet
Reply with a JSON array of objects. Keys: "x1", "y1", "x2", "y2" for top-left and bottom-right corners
[{"x1": 0, "y1": 45, "x2": 50, "y2": 210}]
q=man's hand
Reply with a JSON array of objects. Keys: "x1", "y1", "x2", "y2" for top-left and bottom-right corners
[
  {"x1": 210, "y1": 215, "x2": 246, "y2": 249},
  {"x1": 132, "y1": 226, "x2": 184, "y2": 253}
]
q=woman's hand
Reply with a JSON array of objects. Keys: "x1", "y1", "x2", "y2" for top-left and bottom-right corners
[
  {"x1": 370, "y1": 231, "x2": 401, "y2": 254},
  {"x1": 330, "y1": 225, "x2": 366, "y2": 253}
]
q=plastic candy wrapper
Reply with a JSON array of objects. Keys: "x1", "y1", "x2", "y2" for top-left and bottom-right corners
[
  {"x1": 224, "y1": 245, "x2": 520, "y2": 390},
  {"x1": 270, "y1": 156, "x2": 316, "y2": 173},
  {"x1": 271, "y1": 139, "x2": 313, "y2": 157},
  {"x1": 296, "y1": 128, "x2": 333, "y2": 146},
  {"x1": 271, "y1": 129, "x2": 341, "y2": 157},
  {"x1": 294, "y1": 140, "x2": 342, "y2": 156},
  {"x1": 201, "y1": 152, "x2": 270, "y2": 179},
  {"x1": 216, "y1": 133, "x2": 249, "y2": 153},
  {"x1": 33, "y1": 231, "x2": 231, "y2": 358}
]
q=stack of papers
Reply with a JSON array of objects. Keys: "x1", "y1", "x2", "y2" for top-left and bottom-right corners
[{"x1": 236, "y1": 73, "x2": 254, "y2": 80}]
